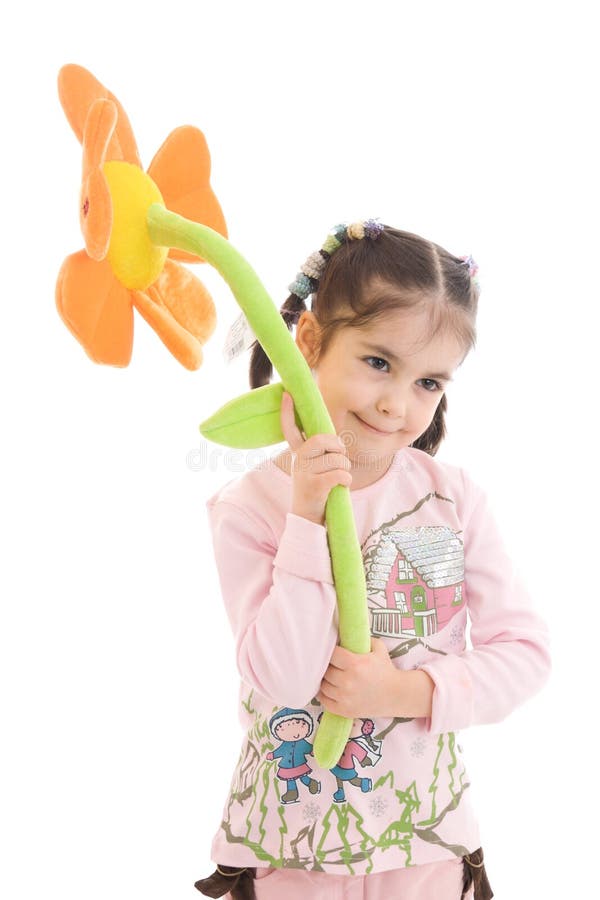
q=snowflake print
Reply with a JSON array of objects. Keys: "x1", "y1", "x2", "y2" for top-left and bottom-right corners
[
  {"x1": 450, "y1": 623, "x2": 465, "y2": 647},
  {"x1": 410, "y1": 737, "x2": 427, "y2": 758},
  {"x1": 302, "y1": 802, "x2": 321, "y2": 823},
  {"x1": 369, "y1": 795, "x2": 388, "y2": 818}
]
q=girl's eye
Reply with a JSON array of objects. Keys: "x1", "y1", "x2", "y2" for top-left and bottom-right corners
[
  {"x1": 364, "y1": 358, "x2": 443, "y2": 392},
  {"x1": 364, "y1": 356, "x2": 389, "y2": 372},
  {"x1": 419, "y1": 378, "x2": 443, "y2": 392}
]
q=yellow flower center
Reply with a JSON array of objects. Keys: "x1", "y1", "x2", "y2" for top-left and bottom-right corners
[{"x1": 103, "y1": 161, "x2": 168, "y2": 290}]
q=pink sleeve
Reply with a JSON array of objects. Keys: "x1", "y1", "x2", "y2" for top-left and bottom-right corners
[
  {"x1": 207, "y1": 500, "x2": 339, "y2": 708},
  {"x1": 419, "y1": 473, "x2": 552, "y2": 734}
]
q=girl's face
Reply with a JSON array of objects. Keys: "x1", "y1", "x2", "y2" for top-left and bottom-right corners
[{"x1": 295, "y1": 304, "x2": 466, "y2": 471}]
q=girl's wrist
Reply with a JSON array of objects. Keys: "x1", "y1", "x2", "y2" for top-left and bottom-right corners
[
  {"x1": 291, "y1": 506, "x2": 325, "y2": 526},
  {"x1": 389, "y1": 668, "x2": 435, "y2": 719}
]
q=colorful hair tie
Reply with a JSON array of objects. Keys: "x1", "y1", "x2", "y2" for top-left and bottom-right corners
[
  {"x1": 301, "y1": 250, "x2": 328, "y2": 280},
  {"x1": 288, "y1": 219, "x2": 384, "y2": 300},
  {"x1": 460, "y1": 254, "x2": 480, "y2": 285},
  {"x1": 288, "y1": 272, "x2": 315, "y2": 300},
  {"x1": 363, "y1": 218, "x2": 385, "y2": 239}
]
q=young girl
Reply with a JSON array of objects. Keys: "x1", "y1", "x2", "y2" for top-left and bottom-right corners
[{"x1": 194, "y1": 222, "x2": 551, "y2": 900}]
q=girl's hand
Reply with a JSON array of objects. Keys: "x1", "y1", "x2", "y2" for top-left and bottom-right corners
[
  {"x1": 316, "y1": 637, "x2": 399, "y2": 718},
  {"x1": 317, "y1": 637, "x2": 435, "y2": 719},
  {"x1": 280, "y1": 391, "x2": 352, "y2": 526}
]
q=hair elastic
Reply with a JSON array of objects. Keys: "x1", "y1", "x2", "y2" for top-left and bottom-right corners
[
  {"x1": 460, "y1": 254, "x2": 480, "y2": 286},
  {"x1": 288, "y1": 219, "x2": 384, "y2": 301},
  {"x1": 463, "y1": 853, "x2": 485, "y2": 869},
  {"x1": 215, "y1": 865, "x2": 248, "y2": 877}
]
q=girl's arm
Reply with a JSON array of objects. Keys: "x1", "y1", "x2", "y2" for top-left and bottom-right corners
[
  {"x1": 419, "y1": 473, "x2": 552, "y2": 734},
  {"x1": 207, "y1": 498, "x2": 339, "y2": 708}
]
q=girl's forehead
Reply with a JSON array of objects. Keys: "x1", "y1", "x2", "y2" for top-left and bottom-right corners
[{"x1": 346, "y1": 315, "x2": 462, "y2": 359}]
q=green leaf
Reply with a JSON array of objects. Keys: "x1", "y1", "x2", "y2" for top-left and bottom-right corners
[{"x1": 199, "y1": 382, "x2": 303, "y2": 449}]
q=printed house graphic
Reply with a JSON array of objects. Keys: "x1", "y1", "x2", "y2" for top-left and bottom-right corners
[{"x1": 366, "y1": 526, "x2": 465, "y2": 638}]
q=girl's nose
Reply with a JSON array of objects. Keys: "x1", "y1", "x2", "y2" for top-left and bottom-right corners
[{"x1": 376, "y1": 392, "x2": 407, "y2": 419}]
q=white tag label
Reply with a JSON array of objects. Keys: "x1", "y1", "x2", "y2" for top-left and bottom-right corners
[{"x1": 222, "y1": 311, "x2": 257, "y2": 364}]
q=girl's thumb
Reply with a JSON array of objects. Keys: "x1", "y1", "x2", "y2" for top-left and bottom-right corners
[{"x1": 371, "y1": 637, "x2": 385, "y2": 653}]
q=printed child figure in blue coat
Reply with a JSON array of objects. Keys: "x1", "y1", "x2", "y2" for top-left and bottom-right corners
[{"x1": 266, "y1": 708, "x2": 321, "y2": 804}]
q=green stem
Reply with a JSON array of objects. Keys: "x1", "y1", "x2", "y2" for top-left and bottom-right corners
[{"x1": 147, "y1": 204, "x2": 371, "y2": 767}]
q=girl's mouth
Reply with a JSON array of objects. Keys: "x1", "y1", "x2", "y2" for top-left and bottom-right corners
[{"x1": 355, "y1": 414, "x2": 394, "y2": 436}]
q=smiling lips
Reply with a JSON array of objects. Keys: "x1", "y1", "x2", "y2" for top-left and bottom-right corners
[{"x1": 355, "y1": 414, "x2": 396, "y2": 435}]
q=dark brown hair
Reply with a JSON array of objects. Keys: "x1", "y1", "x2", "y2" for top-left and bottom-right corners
[
  {"x1": 194, "y1": 847, "x2": 493, "y2": 898},
  {"x1": 249, "y1": 225, "x2": 479, "y2": 456}
]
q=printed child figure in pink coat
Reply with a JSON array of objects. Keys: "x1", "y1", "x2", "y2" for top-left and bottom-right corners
[{"x1": 329, "y1": 717, "x2": 381, "y2": 803}]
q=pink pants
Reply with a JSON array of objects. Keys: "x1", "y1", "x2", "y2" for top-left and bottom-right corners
[{"x1": 226, "y1": 859, "x2": 474, "y2": 899}]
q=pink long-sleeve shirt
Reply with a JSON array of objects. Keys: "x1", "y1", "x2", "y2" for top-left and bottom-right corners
[{"x1": 205, "y1": 446, "x2": 551, "y2": 875}]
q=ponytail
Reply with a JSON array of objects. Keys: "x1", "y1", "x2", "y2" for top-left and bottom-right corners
[
  {"x1": 195, "y1": 864, "x2": 257, "y2": 899},
  {"x1": 248, "y1": 293, "x2": 307, "y2": 389},
  {"x1": 410, "y1": 392, "x2": 447, "y2": 457}
]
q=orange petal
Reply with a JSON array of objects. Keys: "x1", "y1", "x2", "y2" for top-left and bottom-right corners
[
  {"x1": 131, "y1": 259, "x2": 217, "y2": 370},
  {"x1": 79, "y1": 100, "x2": 116, "y2": 259},
  {"x1": 56, "y1": 251, "x2": 133, "y2": 366},
  {"x1": 147, "y1": 126, "x2": 227, "y2": 263},
  {"x1": 82, "y1": 98, "x2": 117, "y2": 177},
  {"x1": 58, "y1": 64, "x2": 142, "y2": 166},
  {"x1": 80, "y1": 167, "x2": 113, "y2": 260}
]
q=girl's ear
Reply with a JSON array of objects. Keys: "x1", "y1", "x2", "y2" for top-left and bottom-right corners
[{"x1": 295, "y1": 311, "x2": 322, "y2": 369}]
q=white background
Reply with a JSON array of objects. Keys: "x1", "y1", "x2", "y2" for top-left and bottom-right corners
[{"x1": 2, "y1": 2, "x2": 597, "y2": 898}]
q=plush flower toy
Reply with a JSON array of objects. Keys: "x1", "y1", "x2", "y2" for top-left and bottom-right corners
[{"x1": 56, "y1": 63, "x2": 371, "y2": 769}]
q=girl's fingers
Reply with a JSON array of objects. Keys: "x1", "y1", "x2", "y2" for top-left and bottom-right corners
[
  {"x1": 318, "y1": 682, "x2": 340, "y2": 702},
  {"x1": 281, "y1": 392, "x2": 347, "y2": 458},
  {"x1": 297, "y1": 452, "x2": 351, "y2": 482},
  {"x1": 322, "y1": 665, "x2": 343, "y2": 686},
  {"x1": 280, "y1": 392, "x2": 305, "y2": 451},
  {"x1": 319, "y1": 468, "x2": 353, "y2": 490},
  {"x1": 329, "y1": 645, "x2": 354, "y2": 668},
  {"x1": 302, "y1": 438, "x2": 348, "y2": 459}
]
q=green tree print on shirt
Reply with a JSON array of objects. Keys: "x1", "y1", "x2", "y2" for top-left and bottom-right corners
[{"x1": 219, "y1": 696, "x2": 472, "y2": 873}]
